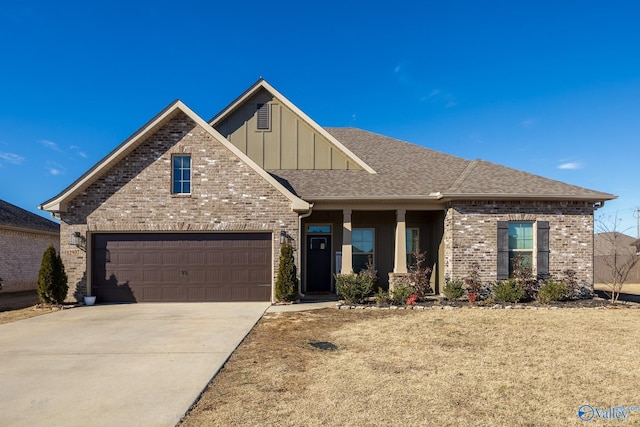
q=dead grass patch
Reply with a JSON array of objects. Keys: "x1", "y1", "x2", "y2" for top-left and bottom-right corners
[{"x1": 182, "y1": 308, "x2": 640, "y2": 427}]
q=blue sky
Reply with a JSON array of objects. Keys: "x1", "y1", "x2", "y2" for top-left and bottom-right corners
[{"x1": 1, "y1": 1, "x2": 638, "y2": 236}]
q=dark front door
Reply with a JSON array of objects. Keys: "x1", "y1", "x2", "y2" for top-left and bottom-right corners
[{"x1": 306, "y1": 235, "x2": 332, "y2": 292}]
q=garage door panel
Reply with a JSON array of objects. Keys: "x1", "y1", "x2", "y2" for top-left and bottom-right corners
[{"x1": 92, "y1": 233, "x2": 272, "y2": 303}]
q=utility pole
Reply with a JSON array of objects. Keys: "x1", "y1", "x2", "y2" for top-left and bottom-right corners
[{"x1": 634, "y1": 208, "x2": 640, "y2": 238}]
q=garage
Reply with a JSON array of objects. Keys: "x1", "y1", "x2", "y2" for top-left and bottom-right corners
[{"x1": 91, "y1": 233, "x2": 272, "y2": 303}]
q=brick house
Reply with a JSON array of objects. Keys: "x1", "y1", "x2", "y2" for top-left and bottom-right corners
[
  {"x1": 39, "y1": 79, "x2": 615, "y2": 303},
  {"x1": 0, "y1": 199, "x2": 60, "y2": 293}
]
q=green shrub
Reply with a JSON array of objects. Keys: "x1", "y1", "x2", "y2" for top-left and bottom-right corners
[
  {"x1": 537, "y1": 278, "x2": 566, "y2": 304},
  {"x1": 494, "y1": 279, "x2": 525, "y2": 303},
  {"x1": 275, "y1": 239, "x2": 298, "y2": 302},
  {"x1": 336, "y1": 258, "x2": 377, "y2": 304},
  {"x1": 443, "y1": 279, "x2": 465, "y2": 300},
  {"x1": 336, "y1": 274, "x2": 370, "y2": 304},
  {"x1": 374, "y1": 287, "x2": 389, "y2": 305},
  {"x1": 390, "y1": 284, "x2": 414, "y2": 305},
  {"x1": 37, "y1": 245, "x2": 68, "y2": 304}
]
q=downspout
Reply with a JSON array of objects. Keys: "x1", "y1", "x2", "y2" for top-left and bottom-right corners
[{"x1": 297, "y1": 203, "x2": 314, "y2": 297}]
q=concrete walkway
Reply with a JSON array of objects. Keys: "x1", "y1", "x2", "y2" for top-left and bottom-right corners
[{"x1": 0, "y1": 302, "x2": 269, "y2": 427}]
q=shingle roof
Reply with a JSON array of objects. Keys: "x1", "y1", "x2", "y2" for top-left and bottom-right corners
[
  {"x1": 269, "y1": 128, "x2": 615, "y2": 202},
  {"x1": 0, "y1": 199, "x2": 59, "y2": 233}
]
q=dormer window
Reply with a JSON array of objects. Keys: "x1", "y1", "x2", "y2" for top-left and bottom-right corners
[{"x1": 256, "y1": 103, "x2": 270, "y2": 130}]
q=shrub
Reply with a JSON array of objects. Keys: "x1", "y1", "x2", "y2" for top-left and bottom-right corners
[
  {"x1": 357, "y1": 257, "x2": 378, "y2": 292},
  {"x1": 512, "y1": 254, "x2": 540, "y2": 301},
  {"x1": 464, "y1": 262, "x2": 483, "y2": 301},
  {"x1": 373, "y1": 287, "x2": 389, "y2": 305},
  {"x1": 390, "y1": 284, "x2": 414, "y2": 305},
  {"x1": 275, "y1": 239, "x2": 298, "y2": 302},
  {"x1": 561, "y1": 269, "x2": 579, "y2": 299},
  {"x1": 537, "y1": 278, "x2": 567, "y2": 304},
  {"x1": 443, "y1": 279, "x2": 465, "y2": 300},
  {"x1": 406, "y1": 293, "x2": 418, "y2": 306},
  {"x1": 494, "y1": 279, "x2": 525, "y2": 303},
  {"x1": 37, "y1": 245, "x2": 68, "y2": 304},
  {"x1": 407, "y1": 251, "x2": 433, "y2": 299}
]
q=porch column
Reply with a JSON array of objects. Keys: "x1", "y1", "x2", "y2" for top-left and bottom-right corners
[
  {"x1": 394, "y1": 209, "x2": 407, "y2": 273},
  {"x1": 341, "y1": 209, "x2": 353, "y2": 274}
]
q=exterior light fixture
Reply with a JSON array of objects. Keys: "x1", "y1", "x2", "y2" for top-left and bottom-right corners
[
  {"x1": 279, "y1": 230, "x2": 287, "y2": 244},
  {"x1": 70, "y1": 231, "x2": 86, "y2": 251}
]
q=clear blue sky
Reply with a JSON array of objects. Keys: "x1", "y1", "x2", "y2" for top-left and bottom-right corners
[{"x1": 1, "y1": 1, "x2": 638, "y2": 236}]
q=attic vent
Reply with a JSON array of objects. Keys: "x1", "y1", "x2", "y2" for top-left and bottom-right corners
[{"x1": 256, "y1": 103, "x2": 270, "y2": 130}]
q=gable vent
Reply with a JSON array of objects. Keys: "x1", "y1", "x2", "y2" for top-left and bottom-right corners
[{"x1": 256, "y1": 103, "x2": 270, "y2": 130}]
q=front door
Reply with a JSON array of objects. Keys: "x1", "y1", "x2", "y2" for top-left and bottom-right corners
[{"x1": 306, "y1": 235, "x2": 332, "y2": 292}]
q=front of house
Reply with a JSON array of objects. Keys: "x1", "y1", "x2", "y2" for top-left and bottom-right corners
[{"x1": 39, "y1": 79, "x2": 615, "y2": 303}]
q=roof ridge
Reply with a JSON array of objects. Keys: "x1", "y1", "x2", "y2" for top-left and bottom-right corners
[{"x1": 446, "y1": 159, "x2": 479, "y2": 193}]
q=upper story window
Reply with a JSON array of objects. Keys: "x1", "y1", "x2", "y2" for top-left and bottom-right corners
[
  {"x1": 256, "y1": 103, "x2": 270, "y2": 130},
  {"x1": 172, "y1": 155, "x2": 191, "y2": 194}
]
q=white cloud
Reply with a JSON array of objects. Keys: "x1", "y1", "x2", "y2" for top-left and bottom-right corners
[
  {"x1": 558, "y1": 162, "x2": 582, "y2": 170},
  {"x1": 40, "y1": 139, "x2": 63, "y2": 152},
  {"x1": 519, "y1": 118, "x2": 536, "y2": 128},
  {"x1": 0, "y1": 151, "x2": 25, "y2": 165},
  {"x1": 46, "y1": 160, "x2": 65, "y2": 175},
  {"x1": 69, "y1": 145, "x2": 87, "y2": 158}
]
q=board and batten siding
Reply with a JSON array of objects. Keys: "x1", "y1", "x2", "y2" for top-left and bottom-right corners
[{"x1": 214, "y1": 89, "x2": 361, "y2": 170}]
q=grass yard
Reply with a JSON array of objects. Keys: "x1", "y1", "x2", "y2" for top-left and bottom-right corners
[{"x1": 182, "y1": 307, "x2": 640, "y2": 427}]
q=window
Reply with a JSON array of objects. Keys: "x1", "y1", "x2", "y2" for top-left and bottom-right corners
[
  {"x1": 307, "y1": 225, "x2": 331, "y2": 233},
  {"x1": 352, "y1": 228, "x2": 374, "y2": 273},
  {"x1": 172, "y1": 155, "x2": 191, "y2": 194},
  {"x1": 508, "y1": 222, "x2": 533, "y2": 276},
  {"x1": 406, "y1": 228, "x2": 419, "y2": 266},
  {"x1": 497, "y1": 221, "x2": 549, "y2": 280},
  {"x1": 256, "y1": 103, "x2": 270, "y2": 130}
]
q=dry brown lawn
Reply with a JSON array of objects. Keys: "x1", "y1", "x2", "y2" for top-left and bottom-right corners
[
  {"x1": 181, "y1": 307, "x2": 640, "y2": 427},
  {"x1": 0, "y1": 291, "x2": 68, "y2": 324}
]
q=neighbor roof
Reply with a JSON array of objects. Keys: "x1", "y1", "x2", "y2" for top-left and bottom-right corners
[
  {"x1": 0, "y1": 199, "x2": 59, "y2": 234},
  {"x1": 269, "y1": 128, "x2": 616, "y2": 202}
]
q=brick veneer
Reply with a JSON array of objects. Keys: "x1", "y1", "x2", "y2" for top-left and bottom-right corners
[
  {"x1": 60, "y1": 112, "x2": 299, "y2": 302},
  {"x1": 0, "y1": 228, "x2": 59, "y2": 292},
  {"x1": 443, "y1": 201, "x2": 596, "y2": 287}
]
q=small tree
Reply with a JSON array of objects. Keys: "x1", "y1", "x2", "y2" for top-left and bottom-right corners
[
  {"x1": 407, "y1": 250, "x2": 432, "y2": 300},
  {"x1": 275, "y1": 239, "x2": 298, "y2": 302},
  {"x1": 595, "y1": 214, "x2": 640, "y2": 303},
  {"x1": 37, "y1": 245, "x2": 68, "y2": 304}
]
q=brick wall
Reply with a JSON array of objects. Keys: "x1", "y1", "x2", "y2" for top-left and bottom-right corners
[
  {"x1": 0, "y1": 228, "x2": 60, "y2": 292},
  {"x1": 60, "y1": 112, "x2": 300, "y2": 301},
  {"x1": 443, "y1": 201, "x2": 596, "y2": 287}
]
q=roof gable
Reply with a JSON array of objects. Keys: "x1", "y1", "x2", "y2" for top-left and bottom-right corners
[
  {"x1": 40, "y1": 101, "x2": 309, "y2": 213},
  {"x1": 210, "y1": 79, "x2": 376, "y2": 173}
]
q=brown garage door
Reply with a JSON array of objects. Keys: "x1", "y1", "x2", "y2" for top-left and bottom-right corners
[{"x1": 91, "y1": 233, "x2": 272, "y2": 303}]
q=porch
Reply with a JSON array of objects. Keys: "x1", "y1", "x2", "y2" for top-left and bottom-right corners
[{"x1": 299, "y1": 209, "x2": 445, "y2": 295}]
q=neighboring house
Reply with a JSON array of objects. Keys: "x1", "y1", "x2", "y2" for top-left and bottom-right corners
[
  {"x1": 594, "y1": 232, "x2": 640, "y2": 284},
  {"x1": 0, "y1": 199, "x2": 60, "y2": 292},
  {"x1": 39, "y1": 79, "x2": 615, "y2": 303}
]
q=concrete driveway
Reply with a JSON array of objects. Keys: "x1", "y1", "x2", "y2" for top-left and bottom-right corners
[{"x1": 0, "y1": 302, "x2": 270, "y2": 427}]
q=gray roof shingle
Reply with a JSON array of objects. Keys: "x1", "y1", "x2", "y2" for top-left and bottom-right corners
[
  {"x1": 0, "y1": 199, "x2": 60, "y2": 233},
  {"x1": 269, "y1": 128, "x2": 615, "y2": 201}
]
